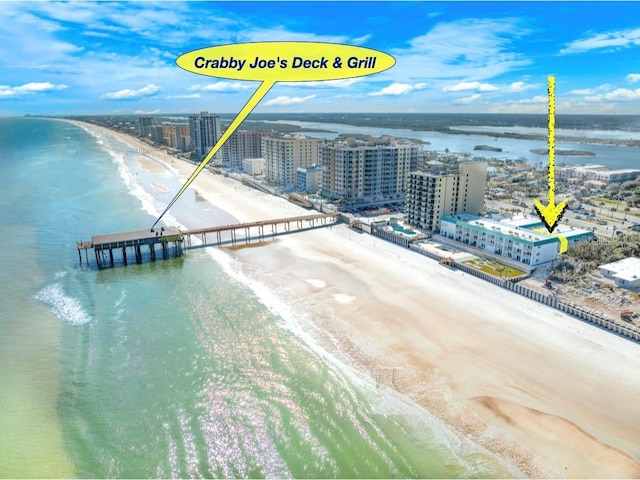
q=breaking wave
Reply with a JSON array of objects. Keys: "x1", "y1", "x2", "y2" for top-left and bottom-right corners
[{"x1": 33, "y1": 283, "x2": 92, "y2": 326}]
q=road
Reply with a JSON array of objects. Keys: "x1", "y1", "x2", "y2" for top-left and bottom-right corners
[{"x1": 484, "y1": 198, "x2": 640, "y2": 239}]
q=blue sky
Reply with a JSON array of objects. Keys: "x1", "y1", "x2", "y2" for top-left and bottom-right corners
[{"x1": 1, "y1": 1, "x2": 640, "y2": 115}]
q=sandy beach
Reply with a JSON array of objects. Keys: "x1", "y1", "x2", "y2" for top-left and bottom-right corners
[{"x1": 70, "y1": 120, "x2": 640, "y2": 478}]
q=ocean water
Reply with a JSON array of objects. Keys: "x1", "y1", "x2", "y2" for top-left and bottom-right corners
[{"x1": 0, "y1": 117, "x2": 516, "y2": 478}]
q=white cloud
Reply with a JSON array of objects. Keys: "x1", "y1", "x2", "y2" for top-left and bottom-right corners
[
  {"x1": 388, "y1": 18, "x2": 531, "y2": 83},
  {"x1": 568, "y1": 84, "x2": 612, "y2": 96},
  {"x1": 351, "y1": 34, "x2": 372, "y2": 45},
  {"x1": 356, "y1": 18, "x2": 531, "y2": 96},
  {"x1": 189, "y1": 82, "x2": 253, "y2": 92},
  {"x1": 368, "y1": 82, "x2": 428, "y2": 96},
  {"x1": 507, "y1": 81, "x2": 535, "y2": 93},
  {"x1": 134, "y1": 109, "x2": 161, "y2": 115},
  {"x1": 443, "y1": 81, "x2": 498, "y2": 92},
  {"x1": 507, "y1": 95, "x2": 547, "y2": 104},
  {"x1": 166, "y1": 94, "x2": 201, "y2": 99},
  {"x1": 281, "y1": 78, "x2": 361, "y2": 88},
  {"x1": 238, "y1": 27, "x2": 349, "y2": 45},
  {"x1": 626, "y1": 73, "x2": 640, "y2": 84},
  {"x1": 264, "y1": 94, "x2": 316, "y2": 106},
  {"x1": 16, "y1": 82, "x2": 67, "y2": 93},
  {"x1": 568, "y1": 88, "x2": 594, "y2": 96},
  {"x1": 101, "y1": 84, "x2": 161, "y2": 100},
  {"x1": 454, "y1": 93, "x2": 482, "y2": 104},
  {"x1": 585, "y1": 88, "x2": 640, "y2": 102},
  {"x1": 0, "y1": 81, "x2": 67, "y2": 98},
  {"x1": 560, "y1": 27, "x2": 640, "y2": 54}
]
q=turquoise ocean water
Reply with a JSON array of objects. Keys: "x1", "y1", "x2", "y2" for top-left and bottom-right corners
[{"x1": 0, "y1": 117, "x2": 518, "y2": 478}]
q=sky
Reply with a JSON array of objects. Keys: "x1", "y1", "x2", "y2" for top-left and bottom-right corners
[{"x1": 1, "y1": 1, "x2": 640, "y2": 116}]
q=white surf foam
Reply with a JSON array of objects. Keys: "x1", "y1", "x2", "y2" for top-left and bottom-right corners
[{"x1": 33, "y1": 283, "x2": 92, "y2": 326}]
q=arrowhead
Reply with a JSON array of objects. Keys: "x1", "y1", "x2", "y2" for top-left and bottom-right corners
[{"x1": 534, "y1": 199, "x2": 568, "y2": 233}]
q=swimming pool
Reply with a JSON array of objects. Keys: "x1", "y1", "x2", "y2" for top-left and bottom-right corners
[{"x1": 391, "y1": 225, "x2": 417, "y2": 236}]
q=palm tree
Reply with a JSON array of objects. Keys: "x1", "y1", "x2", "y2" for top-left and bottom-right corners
[{"x1": 599, "y1": 201, "x2": 605, "y2": 214}]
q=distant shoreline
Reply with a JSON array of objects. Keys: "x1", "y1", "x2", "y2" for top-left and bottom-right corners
[
  {"x1": 447, "y1": 128, "x2": 640, "y2": 148},
  {"x1": 529, "y1": 148, "x2": 596, "y2": 157}
]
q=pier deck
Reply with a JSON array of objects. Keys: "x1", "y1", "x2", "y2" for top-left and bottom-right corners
[
  {"x1": 77, "y1": 226, "x2": 184, "y2": 268},
  {"x1": 181, "y1": 213, "x2": 339, "y2": 248},
  {"x1": 77, "y1": 213, "x2": 340, "y2": 268}
]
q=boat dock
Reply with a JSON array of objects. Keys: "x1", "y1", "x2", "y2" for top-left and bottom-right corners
[{"x1": 77, "y1": 213, "x2": 341, "y2": 268}]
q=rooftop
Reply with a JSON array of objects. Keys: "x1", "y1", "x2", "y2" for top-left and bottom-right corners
[
  {"x1": 599, "y1": 257, "x2": 640, "y2": 277},
  {"x1": 92, "y1": 227, "x2": 182, "y2": 247},
  {"x1": 546, "y1": 224, "x2": 594, "y2": 239},
  {"x1": 500, "y1": 216, "x2": 543, "y2": 229},
  {"x1": 442, "y1": 214, "x2": 556, "y2": 245}
]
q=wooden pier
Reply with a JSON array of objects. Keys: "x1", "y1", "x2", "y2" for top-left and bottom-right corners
[
  {"x1": 77, "y1": 226, "x2": 184, "y2": 268},
  {"x1": 77, "y1": 213, "x2": 340, "y2": 268},
  {"x1": 181, "y1": 212, "x2": 339, "y2": 248}
]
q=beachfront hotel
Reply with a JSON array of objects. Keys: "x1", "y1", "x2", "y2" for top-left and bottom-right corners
[
  {"x1": 405, "y1": 161, "x2": 488, "y2": 232},
  {"x1": 189, "y1": 111, "x2": 222, "y2": 161},
  {"x1": 320, "y1": 137, "x2": 419, "y2": 207},
  {"x1": 262, "y1": 135, "x2": 323, "y2": 189},
  {"x1": 440, "y1": 214, "x2": 594, "y2": 266}
]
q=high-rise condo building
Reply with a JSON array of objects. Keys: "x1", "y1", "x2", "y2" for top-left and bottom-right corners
[
  {"x1": 138, "y1": 116, "x2": 154, "y2": 137},
  {"x1": 262, "y1": 135, "x2": 323, "y2": 188},
  {"x1": 223, "y1": 130, "x2": 275, "y2": 169},
  {"x1": 405, "y1": 160, "x2": 487, "y2": 232},
  {"x1": 164, "y1": 124, "x2": 191, "y2": 152},
  {"x1": 321, "y1": 137, "x2": 419, "y2": 207},
  {"x1": 148, "y1": 125, "x2": 164, "y2": 144},
  {"x1": 188, "y1": 112, "x2": 222, "y2": 161}
]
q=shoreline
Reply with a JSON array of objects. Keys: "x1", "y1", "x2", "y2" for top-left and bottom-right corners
[{"x1": 65, "y1": 119, "x2": 640, "y2": 478}]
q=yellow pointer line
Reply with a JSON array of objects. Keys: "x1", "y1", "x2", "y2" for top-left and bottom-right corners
[
  {"x1": 547, "y1": 76, "x2": 556, "y2": 207},
  {"x1": 152, "y1": 80, "x2": 276, "y2": 228}
]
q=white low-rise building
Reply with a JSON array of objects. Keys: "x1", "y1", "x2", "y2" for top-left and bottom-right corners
[
  {"x1": 558, "y1": 164, "x2": 640, "y2": 184},
  {"x1": 599, "y1": 257, "x2": 640, "y2": 289},
  {"x1": 440, "y1": 214, "x2": 560, "y2": 266},
  {"x1": 500, "y1": 217, "x2": 594, "y2": 249},
  {"x1": 242, "y1": 157, "x2": 265, "y2": 176},
  {"x1": 296, "y1": 164, "x2": 321, "y2": 193},
  {"x1": 594, "y1": 169, "x2": 640, "y2": 184}
]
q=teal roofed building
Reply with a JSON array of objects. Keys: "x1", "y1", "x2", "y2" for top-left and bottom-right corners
[{"x1": 439, "y1": 214, "x2": 594, "y2": 266}]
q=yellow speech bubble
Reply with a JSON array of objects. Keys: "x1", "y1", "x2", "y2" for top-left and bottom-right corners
[
  {"x1": 152, "y1": 42, "x2": 395, "y2": 227},
  {"x1": 177, "y1": 41, "x2": 395, "y2": 82}
]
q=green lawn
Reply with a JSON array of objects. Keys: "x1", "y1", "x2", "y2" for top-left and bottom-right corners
[{"x1": 462, "y1": 257, "x2": 526, "y2": 278}]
